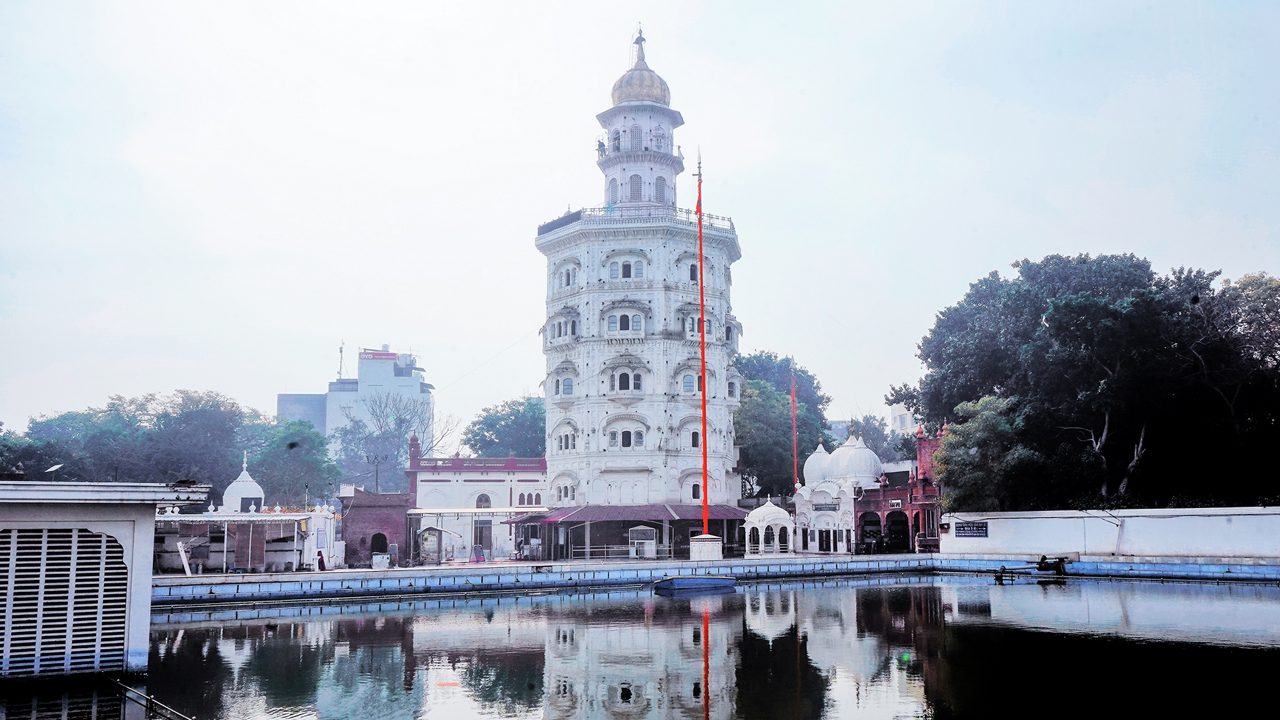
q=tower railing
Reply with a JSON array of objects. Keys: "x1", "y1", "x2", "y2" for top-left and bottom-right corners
[{"x1": 538, "y1": 205, "x2": 734, "y2": 236}]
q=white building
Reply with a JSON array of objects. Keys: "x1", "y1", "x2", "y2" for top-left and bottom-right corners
[
  {"x1": 528, "y1": 31, "x2": 747, "y2": 558},
  {"x1": 401, "y1": 439, "x2": 549, "y2": 563},
  {"x1": 793, "y1": 436, "x2": 885, "y2": 553},
  {"x1": 277, "y1": 344, "x2": 434, "y2": 451}
]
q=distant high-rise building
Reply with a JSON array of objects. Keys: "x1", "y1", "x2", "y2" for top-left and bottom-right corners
[{"x1": 277, "y1": 344, "x2": 434, "y2": 452}]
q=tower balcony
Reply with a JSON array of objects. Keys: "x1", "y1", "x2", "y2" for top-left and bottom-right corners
[
  {"x1": 537, "y1": 204, "x2": 734, "y2": 237},
  {"x1": 596, "y1": 148, "x2": 684, "y2": 174}
]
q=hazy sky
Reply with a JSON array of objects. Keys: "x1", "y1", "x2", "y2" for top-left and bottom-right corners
[{"x1": 2, "y1": 1, "x2": 1277, "y2": 447}]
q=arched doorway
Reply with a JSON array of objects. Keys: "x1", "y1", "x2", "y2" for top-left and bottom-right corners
[
  {"x1": 370, "y1": 532, "x2": 388, "y2": 554},
  {"x1": 763, "y1": 526, "x2": 776, "y2": 552},
  {"x1": 885, "y1": 511, "x2": 911, "y2": 553},
  {"x1": 748, "y1": 526, "x2": 760, "y2": 554},
  {"x1": 778, "y1": 527, "x2": 789, "y2": 552},
  {"x1": 473, "y1": 494, "x2": 493, "y2": 559},
  {"x1": 858, "y1": 512, "x2": 882, "y2": 554}
]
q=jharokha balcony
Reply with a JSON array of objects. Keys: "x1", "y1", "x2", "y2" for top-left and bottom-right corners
[{"x1": 537, "y1": 205, "x2": 735, "y2": 237}]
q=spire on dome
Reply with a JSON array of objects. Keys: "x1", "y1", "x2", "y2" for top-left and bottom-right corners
[
  {"x1": 242, "y1": 450, "x2": 248, "y2": 471},
  {"x1": 634, "y1": 28, "x2": 647, "y2": 67}
]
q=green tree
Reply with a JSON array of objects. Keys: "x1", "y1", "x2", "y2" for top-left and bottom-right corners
[
  {"x1": 847, "y1": 414, "x2": 909, "y2": 462},
  {"x1": 462, "y1": 397, "x2": 545, "y2": 458},
  {"x1": 735, "y1": 380, "x2": 827, "y2": 497},
  {"x1": 249, "y1": 421, "x2": 340, "y2": 504},
  {"x1": 733, "y1": 353, "x2": 834, "y2": 496},
  {"x1": 894, "y1": 255, "x2": 1280, "y2": 508}
]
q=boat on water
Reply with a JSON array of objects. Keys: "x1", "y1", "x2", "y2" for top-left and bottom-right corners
[{"x1": 652, "y1": 575, "x2": 737, "y2": 593}]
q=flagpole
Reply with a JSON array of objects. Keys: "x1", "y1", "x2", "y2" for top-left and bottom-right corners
[
  {"x1": 791, "y1": 371, "x2": 799, "y2": 494},
  {"x1": 697, "y1": 156, "x2": 709, "y2": 536}
]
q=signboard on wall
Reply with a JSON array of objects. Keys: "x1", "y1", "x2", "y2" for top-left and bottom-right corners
[
  {"x1": 954, "y1": 521, "x2": 989, "y2": 538},
  {"x1": 813, "y1": 503, "x2": 839, "y2": 512},
  {"x1": 359, "y1": 351, "x2": 398, "y2": 360}
]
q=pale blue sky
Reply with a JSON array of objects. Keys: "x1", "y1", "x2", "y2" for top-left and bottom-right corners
[{"x1": 1, "y1": 1, "x2": 1277, "y2": 443}]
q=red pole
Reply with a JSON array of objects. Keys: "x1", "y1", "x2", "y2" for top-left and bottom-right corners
[
  {"x1": 702, "y1": 607, "x2": 711, "y2": 720},
  {"x1": 791, "y1": 372, "x2": 799, "y2": 492},
  {"x1": 697, "y1": 160, "x2": 709, "y2": 536}
]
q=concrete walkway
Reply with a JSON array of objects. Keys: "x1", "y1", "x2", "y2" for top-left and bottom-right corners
[{"x1": 151, "y1": 551, "x2": 1280, "y2": 606}]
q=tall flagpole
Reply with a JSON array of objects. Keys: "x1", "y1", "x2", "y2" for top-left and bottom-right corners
[
  {"x1": 697, "y1": 155, "x2": 710, "y2": 536},
  {"x1": 791, "y1": 371, "x2": 799, "y2": 494}
]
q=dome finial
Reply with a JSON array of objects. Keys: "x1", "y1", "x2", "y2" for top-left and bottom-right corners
[
  {"x1": 633, "y1": 27, "x2": 647, "y2": 67},
  {"x1": 242, "y1": 450, "x2": 247, "y2": 472}
]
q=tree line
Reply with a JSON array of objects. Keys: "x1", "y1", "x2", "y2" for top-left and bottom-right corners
[{"x1": 888, "y1": 255, "x2": 1279, "y2": 511}]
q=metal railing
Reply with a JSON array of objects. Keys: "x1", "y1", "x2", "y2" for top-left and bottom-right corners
[
  {"x1": 114, "y1": 679, "x2": 197, "y2": 720},
  {"x1": 539, "y1": 205, "x2": 735, "y2": 235},
  {"x1": 568, "y1": 544, "x2": 675, "y2": 561}
]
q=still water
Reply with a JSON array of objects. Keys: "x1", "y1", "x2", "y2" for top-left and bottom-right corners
[{"x1": 16, "y1": 575, "x2": 1280, "y2": 718}]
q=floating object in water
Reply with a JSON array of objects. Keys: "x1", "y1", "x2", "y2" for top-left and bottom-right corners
[{"x1": 653, "y1": 575, "x2": 736, "y2": 593}]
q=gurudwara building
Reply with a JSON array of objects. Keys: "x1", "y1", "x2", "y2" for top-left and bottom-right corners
[{"x1": 520, "y1": 32, "x2": 748, "y2": 560}]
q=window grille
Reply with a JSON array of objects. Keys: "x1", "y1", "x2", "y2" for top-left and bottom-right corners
[{"x1": 0, "y1": 528, "x2": 129, "y2": 677}]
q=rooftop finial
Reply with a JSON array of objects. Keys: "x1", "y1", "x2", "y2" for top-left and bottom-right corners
[
  {"x1": 634, "y1": 27, "x2": 647, "y2": 67},
  {"x1": 242, "y1": 450, "x2": 248, "y2": 472}
]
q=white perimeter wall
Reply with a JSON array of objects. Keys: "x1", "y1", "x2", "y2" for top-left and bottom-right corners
[{"x1": 941, "y1": 507, "x2": 1280, "y2": 558}]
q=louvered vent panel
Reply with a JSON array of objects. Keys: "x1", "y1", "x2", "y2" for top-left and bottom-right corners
[{"x1": 1, "y1": 527, "x2": 130, "y2": 677}]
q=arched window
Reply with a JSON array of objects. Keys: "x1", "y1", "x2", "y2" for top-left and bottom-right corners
[
  {"x1": 611, "y1": 130, "x2": 621, "y2": 152},
  {"x1": 692, "y1": 484, "x2": 701, "y2": 500},
  {"x1": 554, "y1": 379, "x2": 561, "y2": 395},
  {"x1": 634, "y1": 262, "x2": 644, "y2": 278},
  {"x1": 608, "y1": 315, "x2": 618, "y2": 332},
  {"x1": 557, "y1": 486, "x2": 563, "y2": 501},
  {"x1": 631, "y1": 314, "x2": 642, "y2": 331},
  {"x1": 563, "y1": 378, "x2": 574, "y2": 395},
  {"x1": 610, "y1": 262, "x2": 620, "y2": 279},
  {"x1": 570, "y1": 320, "x2": 577, "y2": 335},
  {"x1": 630, "y1": 124, "x2": 642, "y2": 151},
  {"x1": 619, "y1": 315, "x2": 630, "y2": 331},
  {"x1": 609, "y1": 178, "x2": 618, "y2": 205},
  {"x1": 725, "y1": 326, "x2": 733, "y2": 341},
  {"x1": 621, "y1": 261, "x2": 632, "y2": 278},
  {"x1": 689, "y1": 264, "x2": 698, "y2": 282},
  {"x1": 727, "y1": 381, "x2": 736, "y2": 397},
  {"x1": 632, "y1": 373, "x2": 642, "y2": 391},
  {"x1": 609, "y1": 431, "x2": 619, "y2": 447},
  {"x1": 683, "y1": 375, "x2": 696, "y2": 393},
  {"x1": 618, "y1": 373, "x2": 630, "y2": 391},
  {"x1": 691, "y1": 431, "x2": 700, "y2": 448},
  {"x1": 629, "y1": 174, "x2": 642, "y2": 202},
  {"x1": 655, "y1": 176, "x2": 666, "y2": 205},
  {"x1": 621, "y1": 430, "x2": 632, "y2": 448},
  {"x1": 519, "y1": 493, "x2": 526, "y2": 505},
  {"x1": 371, "y1": 533, "x2": 388, "y2": 554},
  {"x1": 634, "y1": 430, "x2": 644, "y2": 446},
  {"x1": 535, "y1": 493, "x2": 541, "y2": 505},
  {"x1": 476, "y1": 494, "x2": 491, "y2": 509}
]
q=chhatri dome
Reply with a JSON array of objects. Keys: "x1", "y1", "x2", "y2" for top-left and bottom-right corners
[
  {"x1": 221, "y1": 451, "x2": 266, "y2": 512},
  {"x1": 826, "y1": 435, "x2": 884, "y2": 489},
  {"x1": 801, "y1": 435, "x2": 883, "y2": 491},
  {"x1": 611, "y1": 30, "x2": 671, "y2": 106}
]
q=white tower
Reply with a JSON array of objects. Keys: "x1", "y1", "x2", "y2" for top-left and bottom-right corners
[{"x1": 535, "y1": 32, "x2": 744, "y2": 510}]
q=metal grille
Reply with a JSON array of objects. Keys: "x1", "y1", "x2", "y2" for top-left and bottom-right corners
[{"x1": 1, "y1": 528, "x2": 130, "y2": 677}]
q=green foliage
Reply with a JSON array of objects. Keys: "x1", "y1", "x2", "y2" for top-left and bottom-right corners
[
  {"x1": 734, "y1": 351, "x2": 833, "y2": 429},
  {"x1": 0, "y1": 391, "x2": 338, "y2": 504},
  {"x1": 896, "y1": 254, "x2": 1280, "y2": 509},
  {"x1": 734, "y1": 379, "x2": 827, "y2": 497},
  {"x1": 848, "y1": 414, "x2": 910, "y2": 462},
  {"x1": 462, "y1": 397, "x2": 545, "y2": 458}
]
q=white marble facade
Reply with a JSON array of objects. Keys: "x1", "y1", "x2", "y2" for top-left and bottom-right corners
[{"x1": 536, "y1": 32, "x2": 744, "y2": 509}]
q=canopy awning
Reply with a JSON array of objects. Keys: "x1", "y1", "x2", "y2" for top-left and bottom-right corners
[{"x1": 519, "y1": 504, "x2": 748, "y2": 524}]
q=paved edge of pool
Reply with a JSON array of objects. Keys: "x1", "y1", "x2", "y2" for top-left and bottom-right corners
[{"x1": 151, "y1": 552, "x2": 1280, "y2": 606}]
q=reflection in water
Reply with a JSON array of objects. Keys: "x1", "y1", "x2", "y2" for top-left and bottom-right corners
[{"x1": 9, "y1": 577, "x2": 1276, "y2": 718}]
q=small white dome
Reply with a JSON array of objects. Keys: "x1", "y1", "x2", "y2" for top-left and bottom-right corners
[
  {"x1": 745, "y1": 499, "x2": 792, "y2": 527},
  {"x1": 801, "y1": 443, "x2": 829, "y2": 486},
  {"x1": 827, "y1": 435, "x2": 883, "y2": 489},
  {"x1": 222, "y1": 452, "x2": 265, "y2": 512}
]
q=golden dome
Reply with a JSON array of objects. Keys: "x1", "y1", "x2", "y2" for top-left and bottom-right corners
[{"x1": 611, "y1": 31, "x2": 670, "y2": 106}]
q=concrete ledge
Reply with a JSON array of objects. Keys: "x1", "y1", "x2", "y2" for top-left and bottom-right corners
[{"x1": 152, "y1": 552, "x2": 1280, "y2": 606}]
